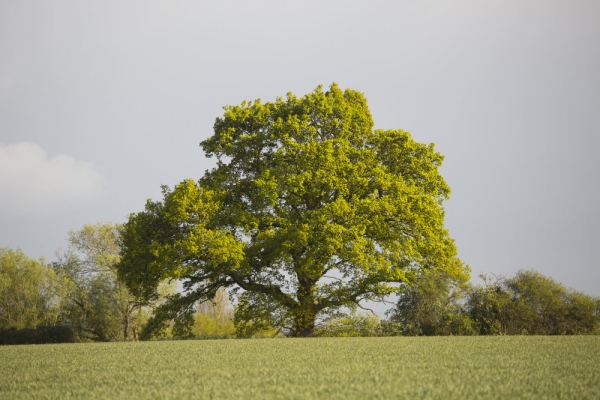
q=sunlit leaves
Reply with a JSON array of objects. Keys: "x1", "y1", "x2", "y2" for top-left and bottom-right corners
[{"x1": 118, "y1": 84, "x2": 467, "y2": 337}]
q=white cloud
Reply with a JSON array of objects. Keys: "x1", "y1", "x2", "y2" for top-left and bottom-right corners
[{"x1": 0, "y1": 142, "x2": 107, "y2": 215}]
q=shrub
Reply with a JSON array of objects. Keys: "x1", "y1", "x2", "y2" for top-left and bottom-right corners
[{"x1": 0, "y1": 325, "x2": 75, "y2": 345}]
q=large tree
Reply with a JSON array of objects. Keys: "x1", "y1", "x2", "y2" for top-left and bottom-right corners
[{"x1": 118, "y1": 84, "x2": 468, "y2": 338}]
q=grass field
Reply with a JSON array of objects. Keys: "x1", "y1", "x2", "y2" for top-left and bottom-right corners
[{"x1": 1, "y1": 336, "x2": 598, "y2": 399}]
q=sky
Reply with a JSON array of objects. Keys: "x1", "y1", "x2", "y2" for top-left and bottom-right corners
[{"x1": 1, "y1": 0, "x2": 599, "y2": 299}]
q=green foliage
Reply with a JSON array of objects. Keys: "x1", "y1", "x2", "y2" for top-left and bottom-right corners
[
  {"x1": 465, "y1": 274, "x2": 512, "y2": 335},
  {"x1": 233, "y1": 291, "x2": 285, "y2": 338},
  {"x1": 192, "y1": 287, "x2": 235, "y2": 338},
  {"x1": 1, "y1": 337, "x2": 599, "y2": 398},
  {"x1": 118, "y1": 84, "x2": 467, "y2": 338},
  {"x1": 192, "y1": 314, "x2": 235, "y2": 339},
  {"x1": 467, "y1": 270, "x2": 600, "y2": 335},
  {"x1": 388, "y1": 269, "x2": 474, "y2": 336},
  {"x1": 0, "y1": 248, "x2": 69, "y2": 329},
  {"x1": 315, "y1": 311, "x2": 380, "y2": 337},
  {"x1": 390, "y1": 269, "x2": 599, "y2": 336},
  {"x1": 54, "y1": 223, "x2": 148, "y2": 341}
]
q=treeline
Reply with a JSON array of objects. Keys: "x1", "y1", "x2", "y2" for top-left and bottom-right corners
[
  {"x1": 304, "y1": 270, "x2": 600, "y2": 337},
  {"x1": 0, "y1": 223, "x2": 175, "y2": 343},
  {"x1": 387, "y1": 270, "x2": 599, "y2": 336},
  {"x1": 1, "y1": 224, "x2": 599, "y2": 343}
]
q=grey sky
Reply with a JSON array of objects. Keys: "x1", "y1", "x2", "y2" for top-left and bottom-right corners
[{"x1": 1, "y1": 0, "x2": 599, "y2": 298}]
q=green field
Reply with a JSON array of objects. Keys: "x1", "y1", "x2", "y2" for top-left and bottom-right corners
[{"x1": 1, "y1": 336, "x2": 598, "y2": 399}]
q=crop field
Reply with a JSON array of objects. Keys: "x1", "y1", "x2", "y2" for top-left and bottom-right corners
[{"x1": 1, "y1": 336, "x2": 599, "y2": 399}]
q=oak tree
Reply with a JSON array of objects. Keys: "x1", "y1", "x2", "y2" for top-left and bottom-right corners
[{"x1": 118, "y1": 84, "x2": 468, "y2": 337}]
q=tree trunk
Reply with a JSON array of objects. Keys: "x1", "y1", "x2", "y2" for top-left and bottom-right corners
[
  {"x1": 294, "y1": 276, "x2": 318, "y2": 337},
  {"x1": 294, "y1": 310, "x2": 316, "y2": 337},
  {"x1": 123, "y1": 308, "x2": 130, "y2": 340}
]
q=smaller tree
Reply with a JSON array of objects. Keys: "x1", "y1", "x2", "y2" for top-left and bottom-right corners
[
  {"x1": 54, "y1": 223, "x2": 147, "y2": 341},
  {"x1": 0, "y1": 248, "x2": 69, "y2": 329},
  {"x1": 465, "y1": 274, "x2": 513, "y2": 335},
  {"x1": 388, "y1": 269, "x2": 472, "y2": 335},
  {"x1": 503, "y1": 270, "x2": 598, "y2": 335},
  {"x1": 466, "y1": 270, "x2": 599, "y2": 335}
]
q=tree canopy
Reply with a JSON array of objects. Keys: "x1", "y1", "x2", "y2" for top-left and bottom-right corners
[
  {"x1": 0, "y1": 248, "x2": 68, "y2": 329},
  {"x1": 117, "y1": 84, "x2": 468, "y2": 337},
  {"x1": 53, "y1": 223, "x2": 140, "y2": 341},
  {"x1": 466, "y1": 270, "x2": 599, "y2": 335}
]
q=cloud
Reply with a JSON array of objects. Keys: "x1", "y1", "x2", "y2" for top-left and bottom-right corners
[{"x1": 0, "y1": 142, "x2": 106, "y2": 215}]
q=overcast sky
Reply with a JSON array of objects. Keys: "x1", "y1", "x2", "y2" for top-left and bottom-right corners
[{"x1": 1, "y1": 0, "x2": 599, "y2": 298}]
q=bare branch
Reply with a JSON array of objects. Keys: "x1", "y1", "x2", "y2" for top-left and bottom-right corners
[{"x1": 355, "y1": 301, "x2": 378, "y2": 316}]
